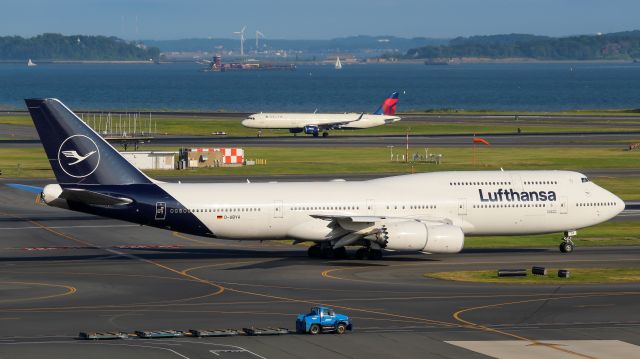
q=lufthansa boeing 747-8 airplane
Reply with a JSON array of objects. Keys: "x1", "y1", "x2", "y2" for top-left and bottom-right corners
[
  {"x1": 241, "y1": 92, "x2": 401, "y2": 137},
  {"x1": 11, "y1": 99, "x2": 624, "y2": 259}
]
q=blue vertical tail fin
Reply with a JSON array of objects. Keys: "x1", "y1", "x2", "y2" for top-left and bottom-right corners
[{"x1": 25, "y1": 98, "x2": 153, "y2": 185}]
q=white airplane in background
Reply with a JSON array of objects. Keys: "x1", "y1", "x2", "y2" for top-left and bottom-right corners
[
  {"x1": 241, "y1": 92, "x2": 401, "y2": 137},
  {"x1": 11, "y1": 98, "x2": 624, "y2": 260}
]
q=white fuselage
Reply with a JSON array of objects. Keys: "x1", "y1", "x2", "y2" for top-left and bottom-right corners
[
  {"x1": 241, "y1": 113, "x2": 401, "y2": 130},
  {"x1": 159, "y1": 170, "x2": 623, "y2": 241}
]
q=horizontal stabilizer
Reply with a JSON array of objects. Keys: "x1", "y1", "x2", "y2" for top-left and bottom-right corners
[
  {"x1": 6, "y1": 183, "x2": 44, "y2": 194},
  {"x1": 60, "y1": 188, "x2": 133, "y2": 206}
]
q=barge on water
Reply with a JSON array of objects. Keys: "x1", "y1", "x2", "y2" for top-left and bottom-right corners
[{"x1": 206, "y1": 55, "x2": 295, "y2": 72}]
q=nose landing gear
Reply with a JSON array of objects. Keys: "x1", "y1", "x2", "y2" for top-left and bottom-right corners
[{"x1": 559, "y1": 230, "x2": 577, "y2": 253}]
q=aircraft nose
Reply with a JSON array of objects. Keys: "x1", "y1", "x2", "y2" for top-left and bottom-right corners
[
  {"x1": 616, "y1": 194, "x2": 625, "y2": 213},
  {"x1": 610, "y1": 192, "x2": 625, "y2": 217},
  {"x1": 241, "y1": 119, "x2": 251, "y2": 126}
]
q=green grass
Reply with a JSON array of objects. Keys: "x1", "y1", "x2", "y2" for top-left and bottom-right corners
[
  {"x1": 0, "y1": 147, "x2": 52, "y2": 178},
  {"x1": 0, "y1": 116, "x2": 32, "y2": 126},
  {"x1": 426, "y1": 267, "x2": 640, "y2": 284},
  {"x1": 2, "y1": 146, "x2": 639, "y2": 185},
  {"x1": 466, "y1": 221, "x2": 640, "y2": 248},
  {"x1": 3, "y1": 113, "x2": 640, "y2": 137},
  {"x1": 138, "y1": 146, "x2": 640, "y2": 179}
]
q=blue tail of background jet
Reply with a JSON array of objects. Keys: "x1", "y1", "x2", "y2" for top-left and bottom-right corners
[
  {"x1": 373, "y1": 92, "x2": 399, "y2": 115},
  {"x1": 25, "y1": 98, "x2": 152, "y2": 185}
]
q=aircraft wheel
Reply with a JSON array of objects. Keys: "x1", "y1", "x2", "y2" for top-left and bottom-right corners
[
  {"x1": 313, "y1": 132, "x2": 319, "y2": 137},
  {"x1": 369, "y1": 249, "x2": 383, "y2": 260},
  {"x1": 559, "y1": 242, "x2": 574, "y2": 253},
  {"x1": 355, "y1": 247, "x2": 368, "y2": 260},
  {"x1": 308, "y1": 245, "x2": 322, "y2": 258},
  {"x1": 333, "y1": 247, "x2": 348, "y2": 259},
  {"x1": 322, "y1": 132, "x2": 329, "y2": 137},
  {"x1": 321, "y1": 247, "x2": 334, "y2": 258}
]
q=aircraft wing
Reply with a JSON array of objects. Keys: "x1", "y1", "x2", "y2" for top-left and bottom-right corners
[
  {"x1": 309, "y1": 213, "x2": 452, "y2": 248},
  {"x1": 59, "y1": 188, "x2": 133, "y2": 206},
  {"x1": 316, "y1": 113, "x2": 365, "y2": 128},
  {"x1": 310, "y1": 214, "x2": 382, "y2": 223},
  {"x1": 310, "y1": 213, "x2": 450, "y2": 224}
]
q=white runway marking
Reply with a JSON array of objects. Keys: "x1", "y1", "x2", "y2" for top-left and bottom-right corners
[{"x1": 446, "y1": 340, "x2": 640, "y2": 359}]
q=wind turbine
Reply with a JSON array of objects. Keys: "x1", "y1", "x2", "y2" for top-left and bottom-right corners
[
  {"x1": 255, "y1": 30, "x2": 264, "y2": 53},
  {"x1": 233, "y1": 26, "x2": 246, "y2": 57}
]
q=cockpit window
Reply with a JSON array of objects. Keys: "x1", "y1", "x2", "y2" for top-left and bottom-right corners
[{"x1": 581, "y1": 177, "x2": 590, "y2": 183}]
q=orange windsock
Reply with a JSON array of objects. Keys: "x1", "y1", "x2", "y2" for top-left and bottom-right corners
[{"x1": 473, "y1": 137, "x2": 490, "y2": 146}]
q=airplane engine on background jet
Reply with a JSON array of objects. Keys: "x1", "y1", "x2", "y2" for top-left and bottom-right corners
[
  {"x1": 375, "y1": 221, "x2": 464, "y2": 253},
  {"x1": 303, "y1": 125, "x2": 319, "y2": 135}
]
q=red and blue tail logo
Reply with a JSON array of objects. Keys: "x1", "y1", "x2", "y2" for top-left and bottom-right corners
[{"x1": 374, "y1": 92, "x2": 399, "y2": 115}]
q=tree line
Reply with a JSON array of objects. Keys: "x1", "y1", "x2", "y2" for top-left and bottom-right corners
[
  {"x1": 403, "y1": 31, "x2": 640, "y2": 60},
  {"x1": 0, "y1": 33, "x2": 160, "y2": 61}
]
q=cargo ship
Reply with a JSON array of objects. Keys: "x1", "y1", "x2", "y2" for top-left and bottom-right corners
[{"x1": 206, "y1": 56, "x2": 295, "y2": 72}]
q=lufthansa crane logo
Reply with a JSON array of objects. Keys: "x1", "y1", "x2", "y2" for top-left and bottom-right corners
[{"x1": 57, "y1": 135, "x2": 100, "y2": 178}]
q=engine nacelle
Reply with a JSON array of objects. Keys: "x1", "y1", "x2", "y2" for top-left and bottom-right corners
[
  {"x1": 303, "y1": 125, "x2": 319, "y2": 135},
  {"x1": 377, "y1": 221, "x2": 464, "y2": 253}
]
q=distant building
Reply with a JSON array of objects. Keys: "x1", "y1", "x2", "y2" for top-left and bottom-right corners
[
  {"x1": 182, "y1": 148, "x2": 245, "y2": 168},
  {"x1": 121, "y1": 151, "x2": 177, "y2": 170}
]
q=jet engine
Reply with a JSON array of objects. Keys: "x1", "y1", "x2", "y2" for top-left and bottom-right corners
[
  {"x1": 375, "y1": 221, "x2": 464, "y2": 253},
  {"x1": 303, "y1": 125, "x2": 319, "y2": 135}
]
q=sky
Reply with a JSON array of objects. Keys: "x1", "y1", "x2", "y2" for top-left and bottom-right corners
[{"x1": 1, "y1": 0, "x2": 639, "y2": 40}]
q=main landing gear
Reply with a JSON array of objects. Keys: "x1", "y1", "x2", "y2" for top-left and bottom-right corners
[
  {"x1": 559, "y1": 230, "x2": 576, "y2": 253},
  {"x1": 307, "y1": 243, "x2": 382, "y2": 260},
  {"x1": 355, "y1": 247, "x2": 382, "y2": 260},
  {"x1": 307, "y1": 244, "x2": 347, "y2": 259}
]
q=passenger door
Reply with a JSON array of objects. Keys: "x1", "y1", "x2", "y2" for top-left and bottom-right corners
[
  {"x1": 366, "y1": 199, "x2": 375, "y2": 215},
  {"x1": 273, "y1": 200, "x2": 283, "y2": 218},
  {"x1": 560, "y1": 196, "x2": 568, "y2": 214},
  {"x1": 155, "y1": 202, "x2": 166, "y2": 220},
  {"x1": 457, "y1": 199, "x2": 467, "y2": 216}
]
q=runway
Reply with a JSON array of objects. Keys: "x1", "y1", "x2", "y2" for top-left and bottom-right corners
[{"x1": 1, "y1": 183, "x2": 639, "y2": 358}]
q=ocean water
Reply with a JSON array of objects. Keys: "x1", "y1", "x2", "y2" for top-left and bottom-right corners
[{"x1": 1, "y1": 62, "x2": 640, "y2": 112}]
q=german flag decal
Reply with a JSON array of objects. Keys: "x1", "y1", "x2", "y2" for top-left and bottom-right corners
[{"x1": 216, "y1": 215, "x2": 223, "y2": 219}]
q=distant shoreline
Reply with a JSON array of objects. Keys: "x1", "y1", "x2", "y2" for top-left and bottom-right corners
[
  {"x1": 0, "y1": 60, "x2": 158, "y2": 65},
  {"x1": 0, "y1": 58, "x2": 637, "y2": 65},
  {"x1": 373, "y1": 58, "x2": 636, "y2": 65}
]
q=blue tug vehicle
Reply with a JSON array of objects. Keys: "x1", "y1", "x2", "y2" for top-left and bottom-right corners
[{"x1": 296, "y1": 306, "x2": 352, "y2": 335}]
